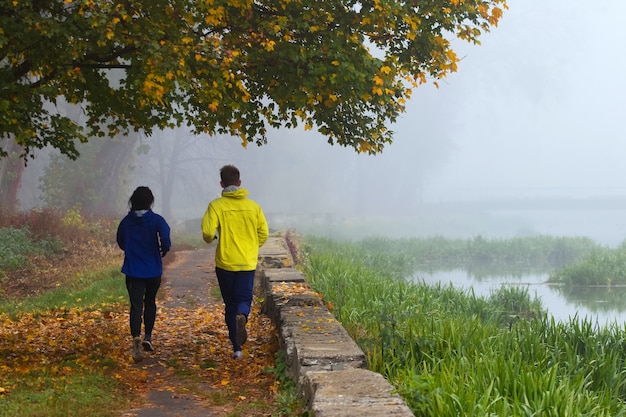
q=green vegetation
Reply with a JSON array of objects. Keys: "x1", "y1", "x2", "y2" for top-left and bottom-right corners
[
  {"x1": 0, "y1": 267, "x2": 126, "y2": 318},
  {"x1": 0, "y1": 227, "x2": 63, "y2": 270},
  {"x1": 266, "y1": 350, "x2": 311, "y2": 417},
  {"x1": 304, "y1": 236, "x2": 626, "y2": 416},
  {"x1": 549, "y1": 241, "x2": 626, "y2": 286},
  {"x1": 306, "y1": 234, "x2": 601, "y2": 278},
  {"x1": 0, "y1": 366, "x2": 130, "y2": 417}
]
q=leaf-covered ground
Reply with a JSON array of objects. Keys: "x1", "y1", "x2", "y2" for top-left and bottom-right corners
[{"x1": 0, "y1": 248, "x2": 289, "y2": 416}]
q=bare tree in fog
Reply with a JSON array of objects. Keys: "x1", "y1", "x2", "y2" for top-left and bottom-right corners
[
  {"x1": 40, "y1": 134, "x2": 138, "y2": 215},
  {"x1": 132, "y1": 131, "x2": 241, "y2": 223}
]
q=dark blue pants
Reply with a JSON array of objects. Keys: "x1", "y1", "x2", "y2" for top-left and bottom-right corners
[
  {"x1": 215, "y1": 267, "x2": 255, "y2": 351},
  {"x1": 126, "y1": 276, "x2": 161, "y2": 338}
]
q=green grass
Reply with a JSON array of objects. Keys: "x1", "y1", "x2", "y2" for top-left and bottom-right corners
[
  {"x1": 0, "y1": 364, "x2": 130, "y2": 417},
  {"x1": 265, "y1": 350, "x2": 310, "y2": 417},
  {"x1": 304, "y1": 236, "x2": 626, "y2": 416},
  {"x1": 0, "y1": 267, "x2": 127, "y2": 317}
]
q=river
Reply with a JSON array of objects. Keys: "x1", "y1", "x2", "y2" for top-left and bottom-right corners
[{"x1": 414, "y1": 270, "x2": 626, "y2": 328}]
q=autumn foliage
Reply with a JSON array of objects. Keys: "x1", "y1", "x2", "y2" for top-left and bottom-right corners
[{"x1": 1, "y1": 0, "x2": 507, "y2": 160}]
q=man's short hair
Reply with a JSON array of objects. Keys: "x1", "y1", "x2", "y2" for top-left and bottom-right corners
[{"x1": 220, "y1": 165, "x2": 240, "y2": 186}]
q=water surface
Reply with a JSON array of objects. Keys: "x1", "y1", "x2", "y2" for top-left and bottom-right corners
[{"x1": 413, "y1": 270, "x2": 626, "y2": 327}]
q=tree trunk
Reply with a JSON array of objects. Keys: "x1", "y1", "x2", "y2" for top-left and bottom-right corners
[{"x1": 0, "y1": 140, "x2": 26, "y2": 211}]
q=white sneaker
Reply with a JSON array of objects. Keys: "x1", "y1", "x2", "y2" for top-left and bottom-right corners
[
  {"x1": 132, "y1": 337, "x2": 144, "y2": 363},
  {"x1": 232, "y1": 351, "x2": 243, "y2": 359}
]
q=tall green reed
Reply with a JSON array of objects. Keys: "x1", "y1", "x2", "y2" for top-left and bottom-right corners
[{"x1": 304, "y1": 236, "x2": 626, "y2": 416}]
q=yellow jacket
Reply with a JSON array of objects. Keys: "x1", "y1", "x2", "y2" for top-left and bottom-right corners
[{"x1": 201, "y1": 187, "x2": 269, "y2": 271}]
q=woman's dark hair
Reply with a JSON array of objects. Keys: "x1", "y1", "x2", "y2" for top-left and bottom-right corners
[{"x1": 129, "y1": 186, "x2": 154, "y2": 211}]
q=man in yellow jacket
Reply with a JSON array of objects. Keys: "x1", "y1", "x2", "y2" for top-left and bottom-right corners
[{"x1": 201, "y1": 165, "x2": 269, "y2": 359}]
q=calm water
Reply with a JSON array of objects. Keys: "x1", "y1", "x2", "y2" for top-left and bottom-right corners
[{"x1": 413, "y1": 270, "x2": 626, "y2": 327}]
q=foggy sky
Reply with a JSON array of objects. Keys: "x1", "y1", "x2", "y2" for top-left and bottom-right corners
[
  {"x1": 415, "y1": 0, "x2": 626, "y2": 201},
  {"x1": 225, "y1": 0, "x2": 626, "y2": 211}
]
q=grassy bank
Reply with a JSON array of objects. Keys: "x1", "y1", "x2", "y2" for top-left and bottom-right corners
[
  {"x1": 304, "y1": 236, "x2": 626, "y2": 416},
  {"x1": 0, "y1": 208, "x2": 135, "y2": 416},
  {"x1": 0, "y1": 267, "x2": 134, "y2": 416}
]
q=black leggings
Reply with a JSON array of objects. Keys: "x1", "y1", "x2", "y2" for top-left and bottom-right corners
[{"x1": 126, "y1": 276, "x2": 161, "y2": 338}]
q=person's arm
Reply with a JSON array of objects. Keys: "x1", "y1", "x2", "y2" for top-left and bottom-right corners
[
  {"x1": 116, "y1": 219, "x2": 125, "y2": 250},
  {"x1": 158, "y1": 217, "x2": 171, "y2": 257},
  {"x1": 201, "y1": 205, "x2": 218, "y2": 244},
  {"x1": 257, "y1": 209, "x2": 269, "y2": 247}
]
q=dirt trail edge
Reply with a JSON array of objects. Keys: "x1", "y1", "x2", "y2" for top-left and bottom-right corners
[{"x1": 120, "y1": 245, "x2": 280, "y2": 417}]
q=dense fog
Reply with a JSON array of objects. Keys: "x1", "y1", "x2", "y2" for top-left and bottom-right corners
[{"x1": 18, "y1": 0, "x2": 626, "y2": 245}]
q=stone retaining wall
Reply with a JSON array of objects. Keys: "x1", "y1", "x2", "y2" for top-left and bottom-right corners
[{"x1": 259, "y1": 236, "x2": 414, "y2": 417}]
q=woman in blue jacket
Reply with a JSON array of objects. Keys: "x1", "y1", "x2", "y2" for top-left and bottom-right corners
[{"x1": 117, "y1": 186, "x2": 171, "y2": 363}]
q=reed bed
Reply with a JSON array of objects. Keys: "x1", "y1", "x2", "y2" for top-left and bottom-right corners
[
  {"x1": 550, "y1": 240, "x2": 626, "y2": 286},
  {"x1": 304, "y1": 236, "x2": 626, "y2": 416}
]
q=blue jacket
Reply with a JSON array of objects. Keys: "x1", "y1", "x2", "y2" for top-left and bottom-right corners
[{"x1": 117, "y1": 209, "x2": 171, "y2": 278}]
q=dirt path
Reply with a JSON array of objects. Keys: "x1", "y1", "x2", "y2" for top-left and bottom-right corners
[{"x1": 120, "y1": 245, "x2": 280, "y2": 417}]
